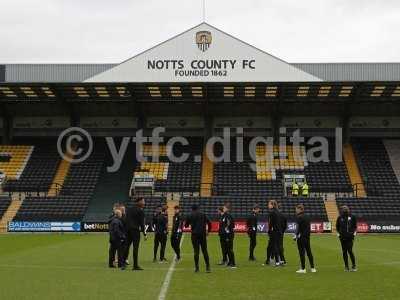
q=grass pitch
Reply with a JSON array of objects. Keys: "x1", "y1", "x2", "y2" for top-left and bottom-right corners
[{"x1": 0, "y1": 233, "x2": 399, "y2": 300}]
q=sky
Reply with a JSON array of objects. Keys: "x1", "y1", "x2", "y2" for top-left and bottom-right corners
[{"x1": 1, "y1": 0, "x2": 400, "y2": 63}]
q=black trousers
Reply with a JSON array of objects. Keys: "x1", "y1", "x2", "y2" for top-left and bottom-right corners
[
  {"x1": 224, "y1": 234, "x2": 235, "y2": 265},
  {"x1": 297, "y1": 236, "x2": 314, "y2": 269},
  {"x1": 248, "y1": 231, "x2": 257, "y2": 259},
  {"x1": 154, "y1": 233, "x2": 167, "y2": 260},
  {"x1": 125, "y1": 230, "x2": 141, "y2": 268},
  {"x1": 340, "y1": 237, "x2": 356, "y2": 268},
  {"x1": 191, "y1": 234, "x2": 210, "y2": 269},
  {"x1": 170, "y1": 232, "x2": 182, "y2": 259},
  {"x1": 267, "y1": 232, "x2": 281, "y2": 263},
  {"x1": 219, "y1": 234, "x2": 228, "y2": 262},
  {"x1": 109, "y1": 241, "x2": 124, "y2": 267},
  {"x1": 279, "y1": 233, "x2": 286, "y2": 263}
]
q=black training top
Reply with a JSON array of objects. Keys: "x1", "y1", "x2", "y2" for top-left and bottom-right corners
[
  {"x1": 296, "y1": 213, "x2": 311, "y2": 239},
  {"x1": 247, "y1": 213, "x2": 258, "y2": 233},
  {"x1": 172, "y1": 213, "x2": 184, "y2": 234},
  {"x1": 336, "y1": 213, "x2": 357, "y2": 239},
  {"x1": 185, "y1": 211, "x2": 211, "y2": 236},
  {"x1": 126, "y1": 205, "x2": 146, "y2": 234}
]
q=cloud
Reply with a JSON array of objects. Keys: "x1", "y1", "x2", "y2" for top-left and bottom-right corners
[{"x1": 0, "y1": 0, "x2": 399, "y2": 63}]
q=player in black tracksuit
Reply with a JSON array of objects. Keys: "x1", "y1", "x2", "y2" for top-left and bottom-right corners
[
  {"x1": 336, "y1": 205, "x2": 357, "y2": 272},
  {"x1": 170, "y1": 205, "x2": 184, "y2": 261},
  {"x1": 265, "y1": 200, "x2": 282, "y2": 266},
  {"x1": 217, "y1": 207, "x2": 228, "y2": 265},
  {"x1": 295, "y1": 204, "x2": 316, "y2": 273},
  {"x1": 125, "y1": 198, "x2": 147, "y2": 271},
  {"x1": 120, "y1": 204, "x2": 129, "y2": 264},
  {"x1": 247, "y1": 204, "x2": 260, "y2": 261},
  {"x1": 185, "y1": 204, "x2": 211, "y2": 273},
  {"x1": 221, "y1": 203, "x2": 236, "y2": 268},
  {"x1": 278, "y1": 209, "x2": 287, "y2": 265},
  {"x1": 153, "y1": 207, "x2": 168, "y2": 262},
  {"x1": 152, "y1": 205, "x2": 162, "y2": 262},
  {"x1": 109, "y1": 209, "x2": 126, "y2": 269}
]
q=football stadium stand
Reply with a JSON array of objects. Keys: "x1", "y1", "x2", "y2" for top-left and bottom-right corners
[
  {"x1": 0, "y1": 195, "x2": 12, "y2": 219},
  {"x1": 13, "y1": 148, "x2": 104, "y2": 221},
  {"x1": 352, "y1": 139, "x2": 400, "y2": 197},
  {"x1": 3, "y1": 140, "x2": 60, "y2": 193},
  {"x1": 336, "y1": 197, "x2": 400, "y2": 221},
  {"x1": 1, "y1": 23, "x2": 400, "y2": 232},
  {"x1": 1, "y1": 137, "x2": 400, "y2": 226}
]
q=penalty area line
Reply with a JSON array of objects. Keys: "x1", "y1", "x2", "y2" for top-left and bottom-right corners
[{"x1": 158, "y1": 235, "x2": 184, "y2": 300}]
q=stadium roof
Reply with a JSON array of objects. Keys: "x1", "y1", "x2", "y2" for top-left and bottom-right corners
[
  {"x1": 1, "y1": 81, "x2": 399, "y2": 102},
  {"x1": 2, "y1": 63, "x2": 400, "y2": 83},
  {"x1": 1, "y1": 23, "x2": 400, "y2": 82}
]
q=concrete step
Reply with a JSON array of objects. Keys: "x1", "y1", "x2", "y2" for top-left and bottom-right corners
[{"x1": 324, "y1": 198, "x2": 339, "y2": 234}]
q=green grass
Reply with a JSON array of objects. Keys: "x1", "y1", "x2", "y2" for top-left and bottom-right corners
[{"x1": 0, "y1": 234, "x2": 399, "y2": 300}]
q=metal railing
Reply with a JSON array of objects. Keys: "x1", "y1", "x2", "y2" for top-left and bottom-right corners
[{"x1": 5, "y1": 182, "x2": 63, "y2": 201}]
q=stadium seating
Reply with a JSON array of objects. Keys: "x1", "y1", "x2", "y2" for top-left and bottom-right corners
[
  {"x1": 0, "y1": 195, "x2": 12, "y2": 219},
  {"x1": 3, "y1": 141, "x2": 60, "y2": 192},
  {"x1": 336, "y1": 197, "x2": 400, "y2": 221},
  {"x1": 125, "y1": 196, "x2": 166, "y2": 219},
  {"x1": 0, "y1": 145, "x2": 33, "y2": 180},
  {"x1": 352, "y1": 139, "x2": 400, "y2": 196},
  {"x1": 213, "y1": 138, "x2": 352, "y2": 197},
  {"x1": 133, "y1": 139, "x2": 202, "y2": 194},
  {"x1": 4, "y1": 136, "x2": 400, "y2": 224},
  {"x1": 305, "y1": 140, "x2": 353, "y2": 193},
  {"x1": 84, "y1": 139, "x2": 137, "y2": 222},
  {"x1": 13, "y1": 150, "x2": 104, "y2": 221},
  {"x1": 181, "y1": 196, "x2": 328, "y2": 221}
]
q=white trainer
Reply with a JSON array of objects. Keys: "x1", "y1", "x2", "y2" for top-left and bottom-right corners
[
  {"x1": 311, "y1": 268, "x2": 317, "y2": 273},
  {"x1": 296, "y1": 269, "x2": 307, "y2": 274}
]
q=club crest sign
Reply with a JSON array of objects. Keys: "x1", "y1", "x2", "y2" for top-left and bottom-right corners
[{"x1": 196, "y1": 31, "x2": 212, "y2": 52}]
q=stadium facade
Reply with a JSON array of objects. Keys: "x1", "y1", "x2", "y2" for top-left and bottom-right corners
[{"x1": 1, "y1": 23, "x2": 400, "y2": 233}]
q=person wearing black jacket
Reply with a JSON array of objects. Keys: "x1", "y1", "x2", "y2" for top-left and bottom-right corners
[
  {"x1": 264, "y1": 200, "x2": 282, "y2": 266},
  {"x1": 109, "y1": 209, "x2": 126, "y2": 269},
  {"x1": 108, "y1": 203, "x2": 120, "y2": 225},
  {"x1": 278, "y1": 207, "x2": 287, "y2": 265},
  {"x1": 125, "y1": 198, "x2": 147, "y2": 271},
  {"x1": 217, "y1": 207, "x2": 228, "y2": 265},
  {"x1": 294, "y1": 204, "x2": 316, "y2": 273},
  {"x1": 152, "y1": 205, "x2": 162, "y2": 262},
  {"x1": 153, "y1": 207, "x2": 168, "y2": 262},
  {"x1": 221, "y1": 203, "x2": 236, "y2": 268},
  {"x1": 247, "y1": 205, "x2": 260, "y2": 261},
  {"x1": 170, "y1": 205, "x2": 184, "y2": 261},
  {"x1": 119, "y1": 204, "x2": 129, "y2": 265},
  {"x1": 336, "y1": 205, "x2": 357, "y2": 272},
  {"x1": 185, "y1": 204, "x2": 211, "y2": 273}
]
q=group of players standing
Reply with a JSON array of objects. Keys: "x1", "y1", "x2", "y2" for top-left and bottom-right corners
[{"x1": 108, "y1": 198, "x2": 358, "y2": 273}]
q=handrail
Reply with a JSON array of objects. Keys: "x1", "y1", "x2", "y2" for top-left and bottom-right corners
[{"x1": 6, "y1": 182, "x2": 63, "y2": 200}]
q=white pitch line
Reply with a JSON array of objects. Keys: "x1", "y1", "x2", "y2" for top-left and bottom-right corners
[{"x1": 158, "y1": 235, "x2": 184, "y2": 300}]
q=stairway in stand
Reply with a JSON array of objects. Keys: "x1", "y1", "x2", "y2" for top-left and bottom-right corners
[
  {"x1": 47, "y1": 148, "x2": 75, "y2": 196},
  {"x1": 200, "y1": 146, "x2": 213, "y2": 197},
  {"x1": 167, "y1": 199, "x2": 179, "y2": 230},
  {"x1": 343, "y1": 144, "x2": 366, "y2": 197},
  {"x1": 383, "y1": 140, "x2": 400, "y2": 184},
  {"x1": 0, "y1": 194, "x2": 24, "y2": 233},
  {"x1": 324, "y1": 193, "x2": 339, "y2": 233}
]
